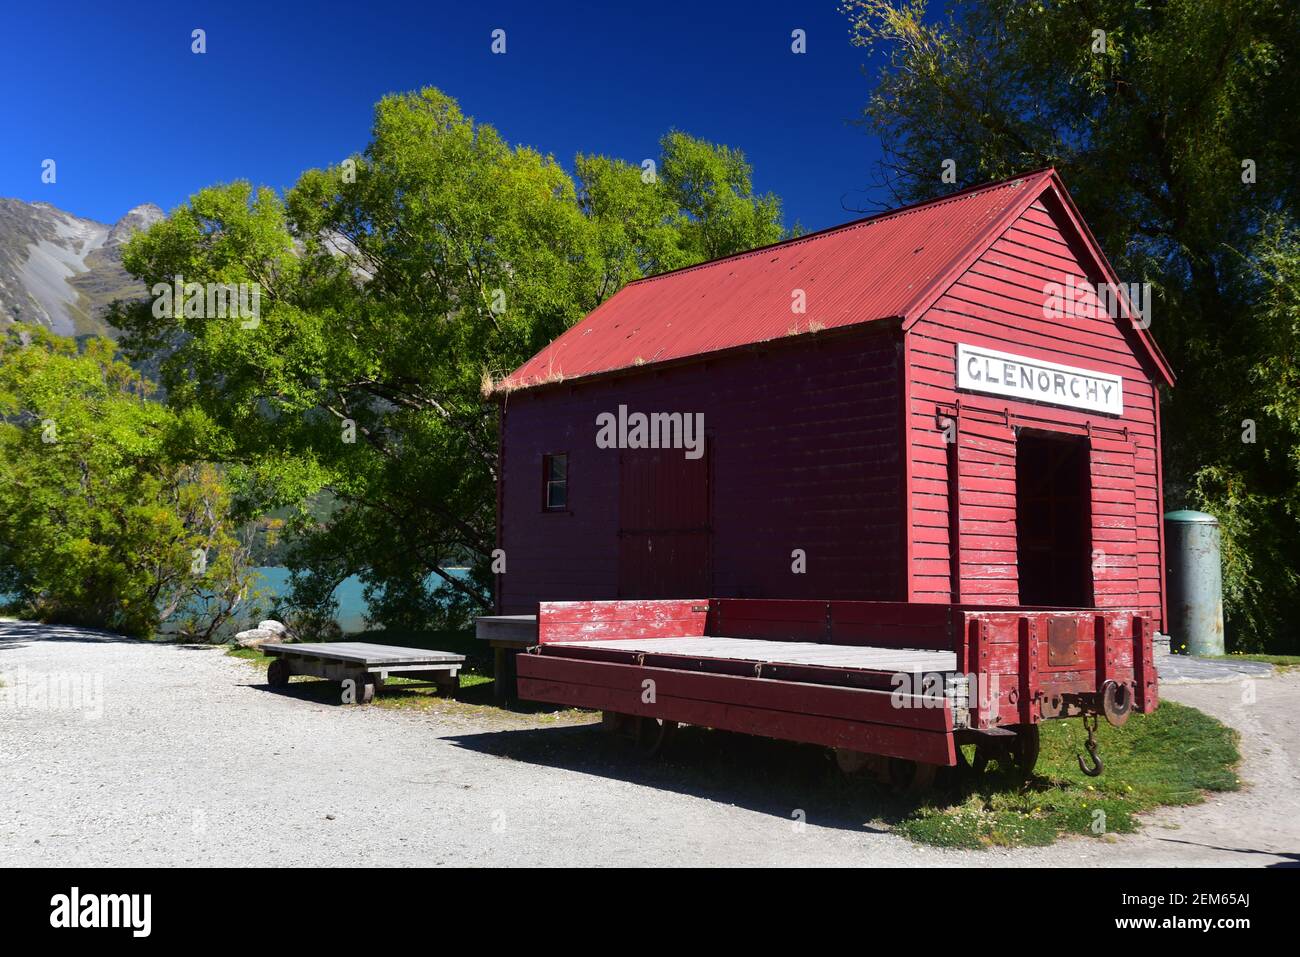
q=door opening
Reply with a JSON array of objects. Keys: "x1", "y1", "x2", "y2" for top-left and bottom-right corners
[{"x1": 1016, "y1": 431, "x2": 1093, "y2": 607}]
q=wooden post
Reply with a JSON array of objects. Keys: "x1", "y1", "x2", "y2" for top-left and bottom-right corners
[{"x1": 494, "y1": 646, "x2": 518, "y2": 705}]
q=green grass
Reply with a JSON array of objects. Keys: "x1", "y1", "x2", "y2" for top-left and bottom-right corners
[
  {"x1": 1209, "y1": 653, "x2": 1300, "y2": 673},
  {"x1": 898, "y1": 701, "x2": 1240, "y2": 848}
]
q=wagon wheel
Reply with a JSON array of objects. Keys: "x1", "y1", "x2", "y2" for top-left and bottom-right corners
[
  {"x1": 1013, "y1": 724, "x2": 1041, "y2": 774},
  {"x1": 635, "y1": 717, "x2": 678, "y2": 757},
  {"x1": 601, "y1": 711, "x2": 633, "y2": 736},
  {"x1": 886, "y1": 757, "x2": 939, "y2": 795},
  {"x1": 835, "y1": 748, "x2": 873, "y2": 775},
  {"x1": 972, "y1": 725, "x2": 1040, "y2": 777},
  {"x1": 266, "y1": 658, "x2": 291, "y2": 688}
]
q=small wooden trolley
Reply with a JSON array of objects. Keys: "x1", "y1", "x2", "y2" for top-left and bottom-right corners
[{"x1": 262, "y1": 642, "x2": 463, "y2": 705}]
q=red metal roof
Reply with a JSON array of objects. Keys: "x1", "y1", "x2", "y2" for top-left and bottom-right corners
[{"x1": 501, "y1": 169, "x2": 1172, "y2": 390}]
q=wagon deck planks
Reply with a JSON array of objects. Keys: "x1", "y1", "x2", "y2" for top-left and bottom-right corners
[{"x1": 546, "y1": 635, "x2": 957, "y2": 673}]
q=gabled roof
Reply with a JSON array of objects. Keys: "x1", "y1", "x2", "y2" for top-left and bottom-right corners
[{"x1": 500, "y1": 168, "x2": 1173, "y2": 391}]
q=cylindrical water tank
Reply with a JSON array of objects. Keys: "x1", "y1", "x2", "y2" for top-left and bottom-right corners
[{"x1": 1164, "y1": 510, "x2": 1225, "y2": 656}]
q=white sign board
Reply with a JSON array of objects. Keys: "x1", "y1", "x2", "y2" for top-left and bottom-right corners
[{"x1": 956, "y1": 343, "x2": 1123, "y2": 415}]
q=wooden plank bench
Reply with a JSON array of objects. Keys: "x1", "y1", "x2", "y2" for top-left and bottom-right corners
[
  {"x1": 261, "y1": 642, "x2": 464, "y2": 705},
  {"x1": 474, "y1": 615, "x2": 538, "y2": 703}
]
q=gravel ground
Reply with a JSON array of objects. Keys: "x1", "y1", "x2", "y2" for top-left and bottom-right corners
[
  {"x1": 1156, "y1": 653, "x2": 1275, "y2": 684},
  {"x1": 1, "y1": 619, "x2": 1296, "y2": 867}
]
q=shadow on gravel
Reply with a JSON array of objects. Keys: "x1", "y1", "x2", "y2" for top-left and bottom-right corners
[
  {"x1": 444, "y1": 722, "x2": 930, "y2": 833},
  {"x1": 244, "y1": 680, "x2": 345, "y2": 705},
  {"x1": 1153, "y1": 836, "x2": 1300, "y2": 867},
  {"x1": 0, "y1": 619, "x2": 143, "y2": 648},
  {"x1": 242, "y1": 670, "x2": 583, "y2": 714}
]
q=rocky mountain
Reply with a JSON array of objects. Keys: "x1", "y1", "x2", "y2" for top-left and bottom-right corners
[{"x1": 0, "y1": 198, "x2": 163, "y2": 338}]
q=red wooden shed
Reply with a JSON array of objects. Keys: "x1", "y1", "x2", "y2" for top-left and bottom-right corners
[{"x1": 493, "y1": 169, "x2": 1173, "y2": 632}]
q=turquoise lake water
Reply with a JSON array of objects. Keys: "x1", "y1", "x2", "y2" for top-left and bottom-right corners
[
  {"x1": 1, "y1": 566, "x2": 471, "y2": 636},
  {"x1": 247, "y1": 566, "x2": 369, "y2": 633},
  {"x1": 243, "y1": 566, "x2": 471, "y2": 633}
]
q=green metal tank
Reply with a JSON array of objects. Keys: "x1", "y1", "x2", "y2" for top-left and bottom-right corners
[{"x1": 1164, "y1": 510, "x2": 1224, "y2": 656}]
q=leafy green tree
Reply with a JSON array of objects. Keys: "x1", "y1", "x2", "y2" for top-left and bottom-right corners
[
  {"x1": 842, "y1": 0, "x2": 1300, "y2": 649},
  {"x1": 658, "y1": 130, "x2": 787, "y2": 260},
  {"x1": 1193, "y1": 216, "x2": 1300, "y2": 645},
  {"x1": 113, "y1": 88, "x2": 788, "y2": 632},
  {"x1": 0, "y1": 326, "x2": 254, "y2": 639},
  {"x1": 576, "y1": 130, "x2": 789, "y2": 297},
  {"x1": 576, "y1": 151, "x2": 694, "y2": 299}
]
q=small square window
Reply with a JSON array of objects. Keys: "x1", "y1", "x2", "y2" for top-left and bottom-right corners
[{"x1": 543, "y1": 453, "x2": 568, "y2": 511}]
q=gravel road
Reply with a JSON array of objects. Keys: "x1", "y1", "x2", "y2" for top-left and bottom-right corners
[{"x1": 1, "y1": 619, "x2": 1296, "y2": 867}]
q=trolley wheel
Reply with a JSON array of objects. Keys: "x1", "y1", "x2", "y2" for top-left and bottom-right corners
[
  {"x1": 886, "y1": 757, "x2": 939, "y2": 795},
  {"x1": 635, "y1": 717, "x2": 677, "y2": 757},
  {"x1": 431, "y1": 674, "x2": 458, "y2": 697},
  {"x1": 341, "y1": 676, "x2": 375, "y2": 705},
  {"x1": 972, "y1": 724, "x2": 1040, "y2": 777},
  {"x1": 267, "y1": 658, "x2": 291, "y2": 688}
]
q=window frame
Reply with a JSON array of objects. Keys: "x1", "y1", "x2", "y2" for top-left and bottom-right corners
[{"x1": 541, "y1": 452, "x2": 570, "y2": 513}]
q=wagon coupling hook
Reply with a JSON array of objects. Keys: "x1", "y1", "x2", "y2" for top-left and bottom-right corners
[{"x1": 1077, "y1": 714, "x2": 1103, "y2": 777}]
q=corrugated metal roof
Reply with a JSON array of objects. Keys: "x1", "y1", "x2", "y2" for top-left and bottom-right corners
[{"x1": 501, "y1": 170, "x2": 1055, "y2": 390}]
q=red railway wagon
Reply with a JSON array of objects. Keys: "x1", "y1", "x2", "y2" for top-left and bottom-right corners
[
  {"x1": 490, "y1": 169, "x2": 1172, "y2": 778},
  {"x1": 517, "y1": 597, "x2": 1156, "y2": 783}
]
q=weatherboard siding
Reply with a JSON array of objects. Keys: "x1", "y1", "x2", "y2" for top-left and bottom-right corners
[
  {"x1": 496, "y1": 174, "x2": 1169, "y2": 631},
  {"x1": 906, "y1": 198, "x2": 1163, "y2": 627},
  {"x1": 498, "y1": 328, "x2": 903, "y2": 613}
]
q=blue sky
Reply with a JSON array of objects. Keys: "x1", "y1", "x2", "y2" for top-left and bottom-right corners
[{"x1": 0, "y1": 0, "x2": 893, "y2": 232}]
